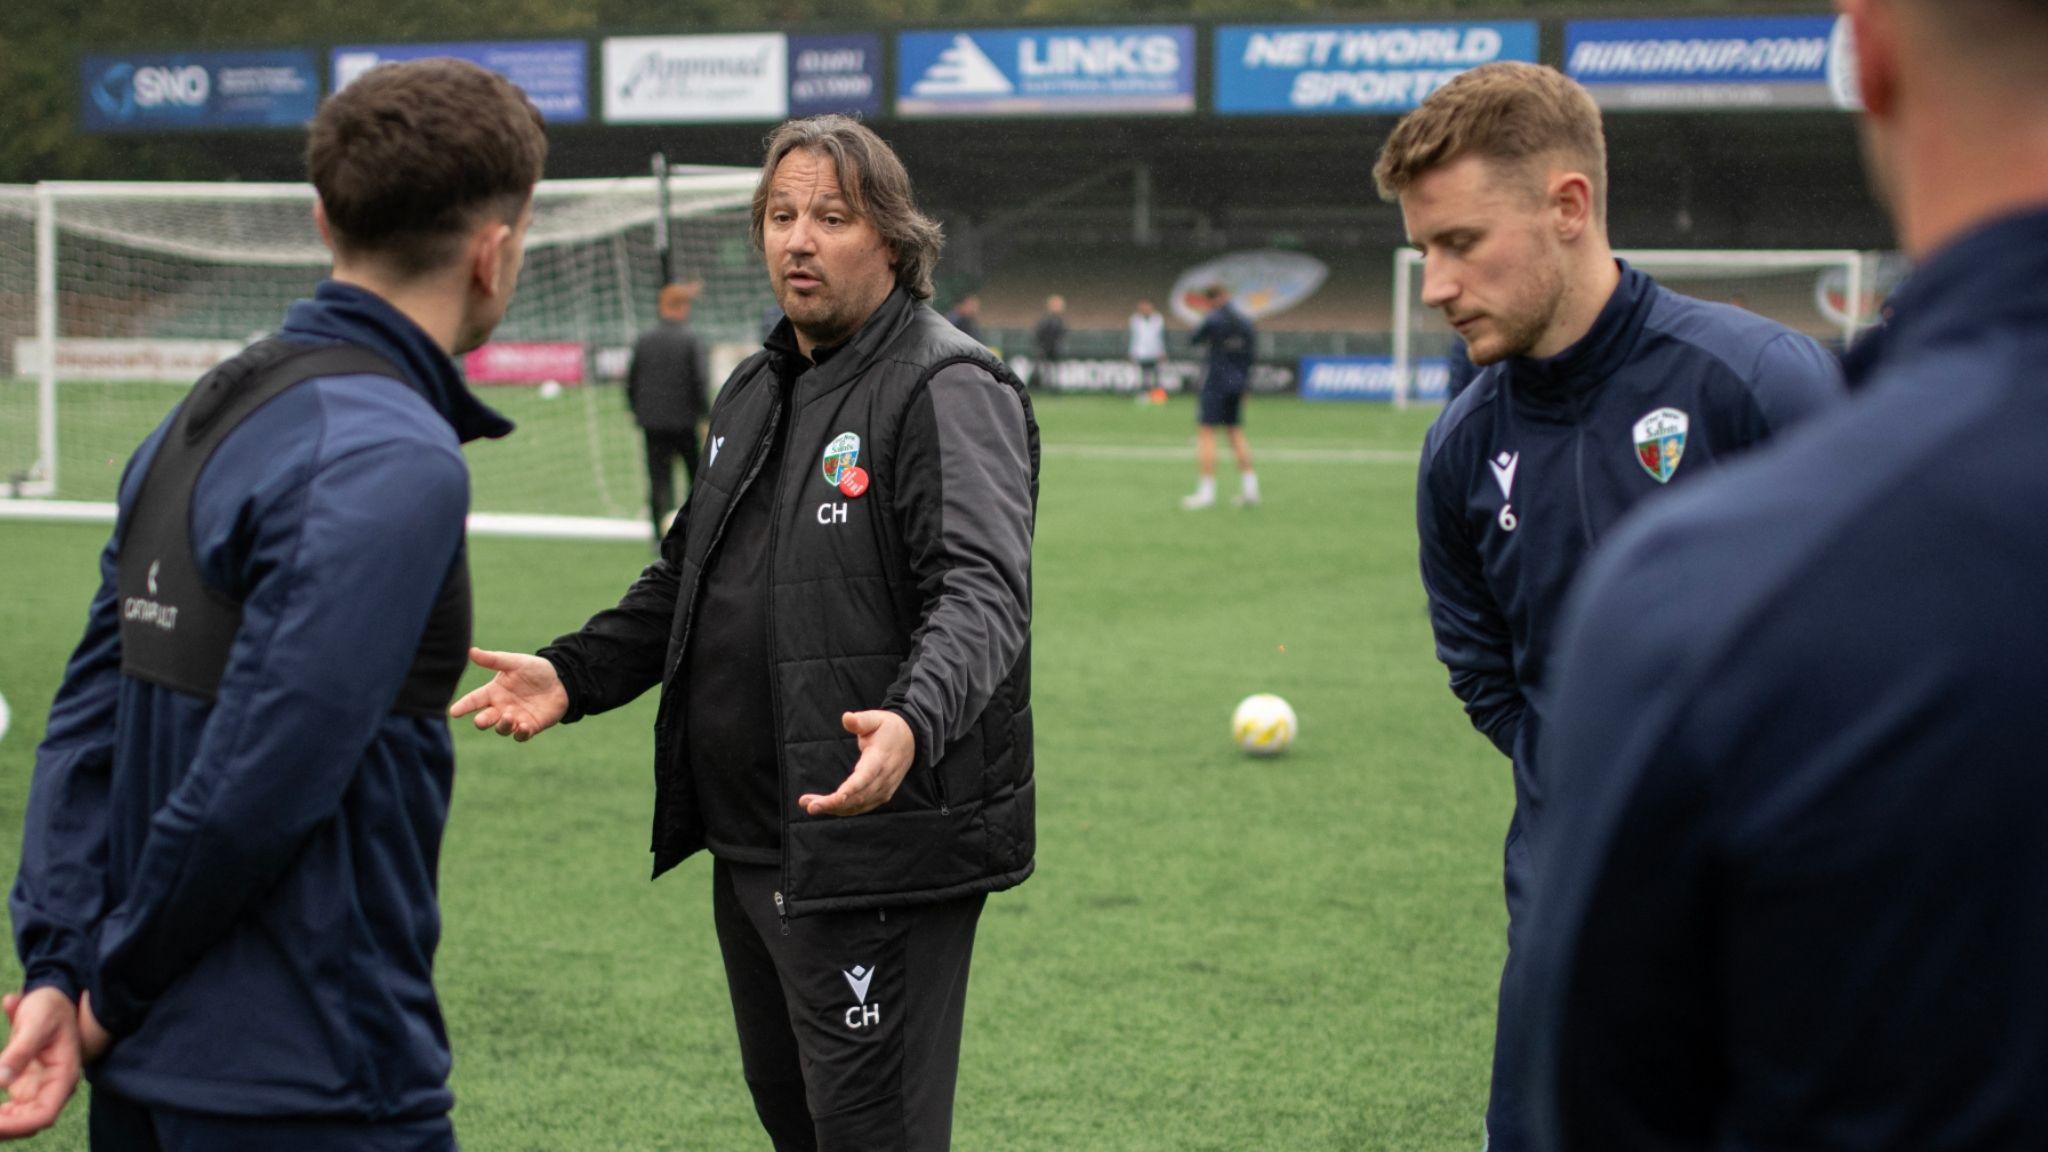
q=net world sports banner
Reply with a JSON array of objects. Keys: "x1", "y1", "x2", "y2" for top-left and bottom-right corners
[
  {"x1": 1565, "y1": 16, "x2": 1861, "y2": 110},
  {"x1": 789, "y1": 34, "x2": 883, "y2": 118},
  {"x1": 332, "y1": 42, "x2": 588, "y2": 124},
  {"x1": 896, "y1": 26, "x2": 1195, "y2": 117},
  {"x1": 604, "y1": 34, "x2": 788, "y2": 123},
  {"x1": 1299, "y1": 356, "x2": 1448, "y2": 403},
  {"x1": 1214, "y1": 22, "x2": 1537, "y2": 115},
  {"x1": 82, "y1": 51, "x2": 318, "y2": 133}
]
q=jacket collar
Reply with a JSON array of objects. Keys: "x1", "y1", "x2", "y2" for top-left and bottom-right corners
[
  {"x1": 1842, "y1": 206, "x2": 2048, "y2": 389},
  {"x1": 1503, "y1": 260, "x2": 1654, "y2": 407},
  {"x1": 763, "y1": 287, "x2": 920, "y2": 401},
  {"x1": 279, "y1": 280, "x2": 514, "y2": 444}
]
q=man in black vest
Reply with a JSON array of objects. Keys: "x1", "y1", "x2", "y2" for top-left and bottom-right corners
[
  {"x1": 454, "y1": 116, "x2": 1037, "y2": 1152},
  {"x1": 627, "y1": 280, "x2": 710, "y2": 540},
  {"x1": 0, "y1": 60, "x2": 543, "y2": 1148}
]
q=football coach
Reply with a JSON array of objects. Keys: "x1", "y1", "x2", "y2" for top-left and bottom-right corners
[{"x1": 454, "y1": 115, "x2": 1038, "y2": 1152}]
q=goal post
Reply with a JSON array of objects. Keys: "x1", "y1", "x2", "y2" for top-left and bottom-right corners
[
  {"x1": 1390, "y1": 247, "x2": 1881, "y2": 408},
  {"x1": 1, "y1": 172, "x2": 767, "y2": 534}
]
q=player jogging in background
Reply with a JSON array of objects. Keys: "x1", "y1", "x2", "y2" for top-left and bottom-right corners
[
  {"x1": 1374, "y1": 60, "x2": 1843, "y2": 1151},
  {"x1": 0, "y1": 60, "x2": 543, "y2": 1148},
  {"x1": 1182, "y1": 283, "x2": 1260, "y2": 509},
  {"x1": 1522, "y1": 0, "x2": 2048, "y2": 1145}
]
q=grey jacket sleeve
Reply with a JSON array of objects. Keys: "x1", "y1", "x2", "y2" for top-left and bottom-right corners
[{"x1": 883, "y1": 362, "x2": 1036, "y2": 770}]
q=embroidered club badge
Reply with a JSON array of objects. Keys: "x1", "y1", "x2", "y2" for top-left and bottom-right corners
[
  {"x1": 821, "y1": 432, "x2": 861, "y2": 487},
  {"x1": 1632, "y1": 407, "x2": 1690, "y2": 484}
]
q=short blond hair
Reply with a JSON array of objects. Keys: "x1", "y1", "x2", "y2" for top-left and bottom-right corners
[{"x1": 1373, "y1": 62, "x2": 1607, "y2": 221}]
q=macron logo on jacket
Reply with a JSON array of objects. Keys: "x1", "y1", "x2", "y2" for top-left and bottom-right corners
[{"x1": 1490, "y1": 452, "x2": 1519, "y2": 500}]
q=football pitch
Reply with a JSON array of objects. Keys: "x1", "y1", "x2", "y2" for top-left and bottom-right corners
[{"x1": 0, "y1": 394, "x2": 1509, "y2": 1150}]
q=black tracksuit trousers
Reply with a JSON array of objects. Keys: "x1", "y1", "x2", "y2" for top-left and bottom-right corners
[{"x1": 713, "y1": 860, "x2": 984, "y2": 1152}]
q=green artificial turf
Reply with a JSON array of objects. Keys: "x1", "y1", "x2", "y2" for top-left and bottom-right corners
[{"x1": 0, "y1": 394, "x2": 1509, "y2": 1150}]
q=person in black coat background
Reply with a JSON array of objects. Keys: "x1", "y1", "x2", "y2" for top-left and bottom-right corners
[{"x1": 626, "y1": 280, "x2": 710, "y2": 539}]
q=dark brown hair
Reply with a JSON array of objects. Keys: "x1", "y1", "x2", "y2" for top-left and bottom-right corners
[
  {"x1": 1373, "y1": 62, "x2": 1607, "y2": 222},
  {"x1": 307, "y1": 58, "x2": 547, "y2": 277},
  {"x1": 751, "y1": 116, "x2": 943, "y2": 300}
]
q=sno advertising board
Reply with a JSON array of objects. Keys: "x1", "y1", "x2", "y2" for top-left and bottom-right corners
[
  {"x1": 82, "y1": 51, "x2": 319, "y2": 132},
  {"x1": 1299, "y1": 356, "x2": 1449, "y2": 403},
  {"x1": 604, "y1": 34, "x2": 788, "y2": 123},
  {"x1": 1213, "y1": 22, "x2": 1538, "y2": 115},
  {"x1": 788, "y1": 34, "x2": 884, "y2": 118},
  {"x1": 1565, "y1": 16, "x2": 1862, "y2": 111},
  {"x1": 331, "y1": 42, "x2": 588, "y2": 124},
  {"x1": 896, "y1": 26, "x2": 1196, "y2": 118}
]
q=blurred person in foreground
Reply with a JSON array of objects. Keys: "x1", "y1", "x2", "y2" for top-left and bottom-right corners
[
  {"x1": 0, "y1": 59, "x2": 543, "y2": 1148},
  {"x1": 627, "y1": 280, "x2": 711, "y2": 540},
  {"x1": 1181, "y1": 283, "x2": 1261, "y2": 509},
  {"x1": 1376, "y1": 60, "x2": 1843, "y2": 1151},
  {"x1": 451, "y1": 115, "x2": 1038, "y2": 1151},
  {"x1": 1522, "y1": 1, "x2": 2048, "y2": 1146}
]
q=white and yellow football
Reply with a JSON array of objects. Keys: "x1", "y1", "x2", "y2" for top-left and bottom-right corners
[{"x1": 1231, "y1": 693, "x2": 1297, "y2": 757}]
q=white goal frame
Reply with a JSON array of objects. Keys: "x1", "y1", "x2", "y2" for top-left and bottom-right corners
[
  {"x1": 1390, "y1": 248, "x2": 1872, "y2": 409},
  {"x1": 6, "y1": 173, "x2": 758, "y2": 533}
]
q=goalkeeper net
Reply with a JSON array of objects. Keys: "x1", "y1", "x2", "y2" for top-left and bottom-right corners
[
  {"x1": 1390, "y1": 248, "x2": 1884, "y2": 407},
  {"x1": 1, "y1": 172, "x2": 766, "y2": 536}
]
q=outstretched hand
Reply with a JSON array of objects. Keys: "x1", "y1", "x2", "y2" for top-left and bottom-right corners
[
  {"x1": 799, "y1": 710, "x2": 917, "y2": 818},
  {"x1": 449, "y1": 647, "x2": 569, "y2": 741},
  {"x1": 0, "y1": 987, "x2": 82, "y2": 1139}
]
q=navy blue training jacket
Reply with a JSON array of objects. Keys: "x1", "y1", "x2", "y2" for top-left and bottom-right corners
[
  {"x1": 1417, "y1": 262, "x2": 1842, "y2": 829},
  {"x1": 11, "y1": 281, "x2": 510, "y2": 1120},
  {"x1": 1192, "y1": 303, "x2": 1256, "y2": 393},
  {"x1": 1523, "y1": 210, "x2": 2048, "y2": 1151}
]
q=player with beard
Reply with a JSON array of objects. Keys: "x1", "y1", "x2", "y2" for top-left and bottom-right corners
[
  {"x1": 1373, "y1": 61, "x2": 1843, "y2": 1152},
  {"x1": 451, "y1": 116, "x2": 1038, "y2": 1152}
]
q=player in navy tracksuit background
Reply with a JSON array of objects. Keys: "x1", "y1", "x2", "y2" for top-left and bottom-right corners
[
  {"x1": 0, "y1": 61, "x2": 544, "y2": 1148},
  {"x1": 1521, "y1": 1, "x2": 2048, "y2": 1146},
  {"x1": 1372, "y1": 62, "x2": 1842, "y2": 1150}
]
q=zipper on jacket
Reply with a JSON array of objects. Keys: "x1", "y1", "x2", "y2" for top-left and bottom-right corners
[
  {"x1": 1572, "y1": 391, "x2": 1596, "y2": 548},
  {"x1": 765, "y1": 375, "x2": 799, "y2": 926}
]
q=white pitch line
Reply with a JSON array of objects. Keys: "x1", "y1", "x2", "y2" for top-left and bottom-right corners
[{"x1": 1041, "y1": 443, "x2": 1419, "y2": 465}]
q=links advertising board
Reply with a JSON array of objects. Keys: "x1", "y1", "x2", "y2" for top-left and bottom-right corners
[
  {"x1": 332, "y1": 42, "x2": 588, "y2": 124},
  {"x1": 896, "y1": 26, "x2": 1195, "y2": 117},
  {"x1": 82, "y1": 51, "x2": 319, "y2": 132},
  {"x1": 1214, "y1": 22, "x2": 1538, "y2": 115},
  {"x1": 1564, "y1": 16, "x2": 1861, "y2": 110}
]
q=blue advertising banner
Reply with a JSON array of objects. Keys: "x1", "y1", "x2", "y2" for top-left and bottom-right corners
[
  {"x1": 1565, "y1": 17, "x2": 1861, "y2": 110},
  {"x1": 83, "y1": 51, "x2": 319, "y2": 133},
  {"x1": 332, "y1": 41, "x2": 588, "y2": 123},
  {"x1": 897, "y1": 26, "x2": 1195, "y2": 117},
  {"x1": 1299, "y1": 356, "x2": 1447, "y2": 403},
  {"x1": 1215, "y1": 22, "x2": 1538, "y2": 115},
  {"x1": 789, "y1": 34, "x2": 883, "y2": 118}
]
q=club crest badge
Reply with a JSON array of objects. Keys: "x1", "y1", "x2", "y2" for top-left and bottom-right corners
[
  {"x1": 1632, "y1": 408, "x2": 1690, "y2": 484},
  {"x1": 821, "y1": 432, "x2": 861, "y2": 487}
]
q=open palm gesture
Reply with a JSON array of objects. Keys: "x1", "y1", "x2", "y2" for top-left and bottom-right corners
[{"x1": 449, "y1": 647, "x2": 569, "y2": 741}]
